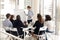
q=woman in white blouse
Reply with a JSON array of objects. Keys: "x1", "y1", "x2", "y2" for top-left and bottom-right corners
[{"x1": 45, "y1": 15, "x2": 55, "y2": 33}]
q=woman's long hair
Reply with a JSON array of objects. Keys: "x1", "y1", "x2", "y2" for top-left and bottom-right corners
[
  {"x1": 16, "y1": 15, "x2": 21, "y2": 20},
  {"x1": 37, "y1": 14, "x2": 44, "y2": 23},
  {"x1": 10, "y1": 15, "x2": 14, "y2": 20}
]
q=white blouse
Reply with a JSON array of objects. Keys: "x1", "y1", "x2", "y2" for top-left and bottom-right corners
[{"x1": 45, "y1": 20, "x2": 55, "y2": 32}]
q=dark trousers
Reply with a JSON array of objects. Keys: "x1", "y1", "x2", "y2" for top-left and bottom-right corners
[
  {"x1": 6, "y1": 31, "x2": 18, "y2": 36},
  {"x1": 17, "y1": 28, "x2": 27, "y2": 39},
  {"x1": 27, "y1": 19, "x2": 32, "y2": 24},
  {"x1": 6, "y1": 31, "x2": 11, "y2": 34}
]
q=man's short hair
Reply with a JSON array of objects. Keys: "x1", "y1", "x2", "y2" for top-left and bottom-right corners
[
  {"x1": 6, "y1": 13, "x2": 11, "y2": 18},
  {"x1": 27, "y1": 6, "x2": 31, "y2": 8}
]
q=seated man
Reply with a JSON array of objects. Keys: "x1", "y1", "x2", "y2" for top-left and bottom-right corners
[
  {"x1": 3, "y1": 13, "x2": 14, "y2": 40},
  {"x1": 3, "y1": 13, "x2": 13, "y2": 34}
]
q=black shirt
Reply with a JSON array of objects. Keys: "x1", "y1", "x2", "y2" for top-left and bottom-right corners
[
  {"x1": 10, "y1": 19, "x2": 15, "y2": 27},
  {"x1": 14, "y1": 20, "x2": 25, "y2": 35},
  {"x1": 33, "y1": 21, "x2": 44, "y2": 35}
]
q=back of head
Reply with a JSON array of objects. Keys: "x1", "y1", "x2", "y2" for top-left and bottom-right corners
[
  {"x1": 37, "y1": 14, "x2": 43, "y2": 22},
  {"x1": 16, "y1": 15, "x2": 20, "y2": 20},
  {"x1": 27, "y1": 6, "x2": 31, "y2": 9},
  {"x1": 10, "y1": 15, "x2": 14, "y2": 20},
  {"x1": 37, "y1": 14, "x2": 42, "y2": 19},
  {"x1": 45, "y1": 15, "x2": 51, "y2": 21},
  {"x1": 6, "y1": 13, "x2": 11, "y2": 19}
]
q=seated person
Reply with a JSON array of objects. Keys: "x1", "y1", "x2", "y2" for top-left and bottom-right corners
[
  {"x1": 3, "y1": 13, "x2": 13, "y2": 34},
  {"x1": 3, "y1": 13, "x2": 15, "y2": 40},
  {"x1": 29, "y1": 14, "x2": 45, "y2": 40},
  {"x1": 45, "y1": 15, "x2": 54, "y2": 33},
  {"x1": 33, "y1": 14, "x2": 45, "y2": 35},
  {"x1": 10, "y1": 15, "x2": 18, "y2": 36},
  {"x1": 10, "y1": 15, "x2": 15, "y2": 27},
  {"x1": 14, "y1": 15, "x2": 26, "y2": 38}
]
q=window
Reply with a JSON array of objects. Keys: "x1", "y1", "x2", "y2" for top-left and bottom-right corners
[
  {"x1": 1, "y1": 4, "x2": 4, "y2": 9},
  {"x1": 0, "y1": 0, "x2": 4, "y2": 9},
  {"x1": 19, "y1": 0, "x2": 24, "y2": 9},
  {"x1": 24, "y1": 0, "x2": 32, "y2": 9}
]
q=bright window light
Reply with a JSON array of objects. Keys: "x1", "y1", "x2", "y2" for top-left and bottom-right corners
[
  {"x1": 19, "y1": 0, "x2": 24, "y2": 9},
  {"x1": 44, "y1": 0, "x2": 52, "y2": 16},
  {"x1": 1, "y1": 0, "x2": 14, "y2": 15}
]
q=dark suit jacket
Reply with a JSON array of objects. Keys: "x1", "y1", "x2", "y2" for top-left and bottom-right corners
[
  {"x1": 14, "y1": 20, "x2": 25, "y2": 35},
  {"x1": 33, "y1": 20, "x2": 44, "y2": 35}
]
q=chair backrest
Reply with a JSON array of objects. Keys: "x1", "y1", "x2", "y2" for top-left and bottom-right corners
[
  {"x1": 0, "y1": 26, "x2": 21, "y2": 40},
  {"x1": 0, "y1": 30, "x2": 22, "y2": 40}
]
